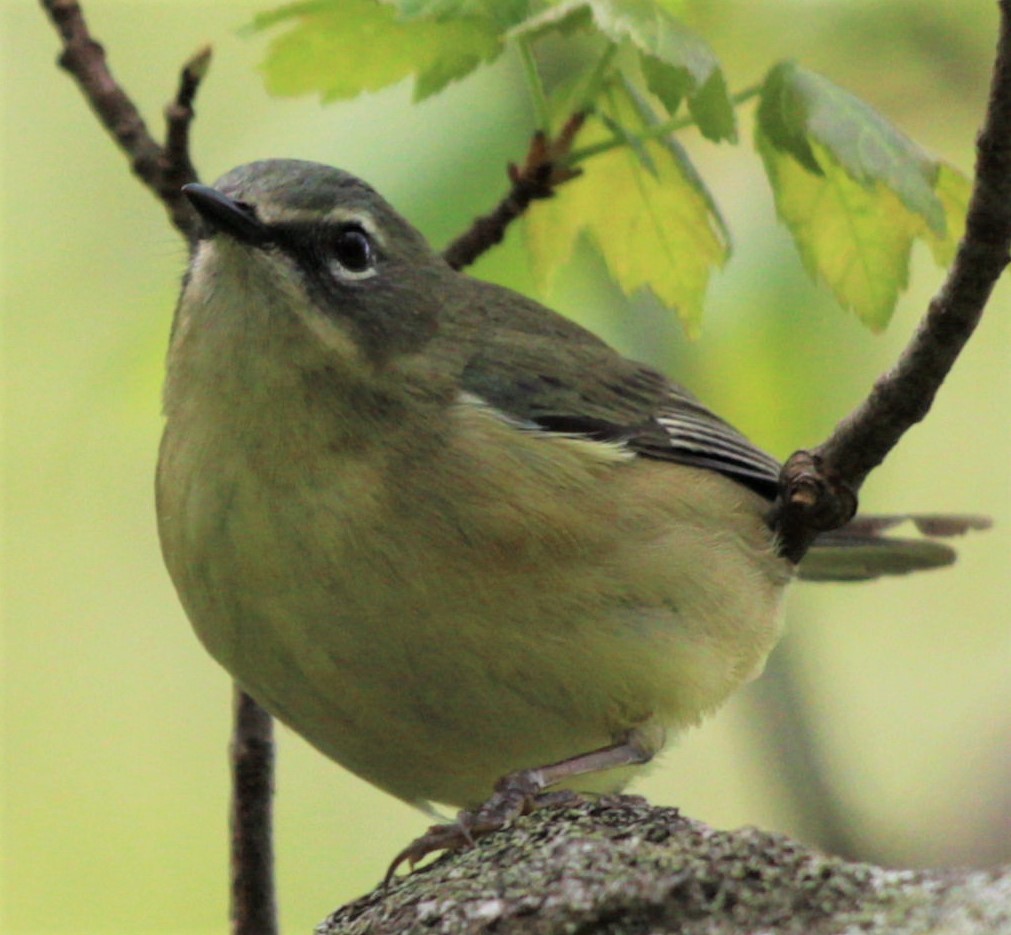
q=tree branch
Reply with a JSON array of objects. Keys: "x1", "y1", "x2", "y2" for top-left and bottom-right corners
[
  {"x1": 39, "y1": 0, "x2": 207, "y2": 243},
  {"x1": 773, "y1": 0, "x2": 1011, "y2": 561},
  {"x1": 442, "y1": 113, "x2": 586, "y2": 270},
  {"x1": 323, "y1": 799, "x2": 1011, "y2": 934}
]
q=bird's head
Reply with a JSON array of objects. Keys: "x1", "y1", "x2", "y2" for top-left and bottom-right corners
[{"x1": 179, "y1": 159, "x2": 446, "y2": 370}]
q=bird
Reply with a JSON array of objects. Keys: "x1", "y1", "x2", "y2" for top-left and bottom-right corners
[{"x1": 156, "y1": 158, "x2": 984, "y2": 874}]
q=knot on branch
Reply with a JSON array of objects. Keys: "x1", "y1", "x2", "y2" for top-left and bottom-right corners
[
  {"x1": 770, "y1": 450, "x2": 858, "y2": 564},
  {"x1": 507, "y1": 112, "x2": 587, "y2": 199},
  {"x1": 443, "y1": 113, "x2": 586, "y2": 270}
]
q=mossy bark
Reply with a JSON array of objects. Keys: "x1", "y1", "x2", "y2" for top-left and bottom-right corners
[{"x1": 318, "y1": 798, "x2": 1011, "y2": 935}]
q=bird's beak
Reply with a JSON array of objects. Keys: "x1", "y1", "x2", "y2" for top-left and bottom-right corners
[{"x1": 183, "y1": 183, "x2": 272, "y2": 246}]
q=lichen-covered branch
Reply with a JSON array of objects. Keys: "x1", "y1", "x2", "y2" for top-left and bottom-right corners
[
  {"x1": 322, "y1": 799, "x2": 1011, "y2": 935},
  {"x1": 774, "y1": 0, "x2": 1011, "y2": 561}
]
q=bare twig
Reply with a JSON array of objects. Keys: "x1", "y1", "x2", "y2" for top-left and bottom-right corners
[
  {"x1": 161, "y1": 46, "x2": 211, "y2": 211},
  {"x1": 39, "y1": 0, "x2": 207, "y2": 243},
  {"x1": 773, "y1": 0, "x2": 1011, "y2": 561},
  {"x1": 40, "y1": 5, "x2": 278, "y2": 932},
  {"x1": 231, "y1": 688, "x2": 278, "y2": 935},
  {"x1": 442, "y1": 113, "x2": 586, "y2": 270}
]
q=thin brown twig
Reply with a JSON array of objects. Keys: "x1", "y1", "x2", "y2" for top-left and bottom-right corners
[
  {"x1": 773, "y1": 0, "x2": 1011, "y2": 562},
  {"x1": 442, "y1": 113, "x2": 586, "y2": 270},
  {"x1": 231, "y1": 688, "x2": 278, "y2": 935},
  {"x1": 39, "y1": 0, "x2": 206, "y2": 243},
  {"x1": 40, "y1": 5, "x2": 278, "y2": 933},
  {"x1": 161, "y1": 46, "x2": 211, "y2": 215}
]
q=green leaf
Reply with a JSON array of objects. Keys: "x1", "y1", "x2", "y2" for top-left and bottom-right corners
[
  {"x1": 507, "y1": 0, "x2": 592, "y2": 38},
  {"x1": 525, "y1": 89, "x2": 729, "y2": 335},
  {"x1": 639, "y1": 56, "x2": 689, "y2": 117},
  {"x1": 686, "y1": 67, "x2": 736, "y2": 145},
  {"x1": 755, "y1": 61, "x2": 968, "y2": 329},
  {"x1": 252, "y1": 0, "x2": 503, "y2": 103},
  {"x1": 755, "y1": 61, "x2": 821, "y2": 175},
  {"x1": 392, "y1": 0, "x2": 536, "y2": 30},
  {"x1": 758, "y1": 61, "x2": 944, "y2": 232},
  {"x1": 511, "y1": 0, "x2": 735, "y2": 141},
  {"x1": 757, "y1": 130, "x2": 919, "y2": 331}
]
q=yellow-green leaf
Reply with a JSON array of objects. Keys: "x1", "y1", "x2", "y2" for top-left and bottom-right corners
[
  {"x1": 757, "y1": 61, "x2": 944, "y2": 233},
  {"x1": 756, "y1": 130, "x2": 923, "y2": 331},
  {"x1": 253, "y1": 0, "x2": 502, "y2": 103},
  {"x1": 393, "y1": 0, "x2": 534, "y2": 30},
  {"x1": 510, "y1": 0, "x2": 735, "y2": 140},
  {"x1": 755, "y1": 62, "x2": 972, "y2": 328},
  {"x1": 525, "y1": 101, "x2": 728, "y2": 336}
]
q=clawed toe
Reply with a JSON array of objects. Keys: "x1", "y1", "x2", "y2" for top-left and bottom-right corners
[
  {"x1": 385, "y1": 821, "x2": 476, "y2": 886},
  {"x1": 384, "y1": 775, "x2": 592, "y2": 886}
]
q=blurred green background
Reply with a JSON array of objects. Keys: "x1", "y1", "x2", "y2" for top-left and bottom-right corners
[{"x1": 3, "y1": 1, "x2": 1009, "y2": 932}]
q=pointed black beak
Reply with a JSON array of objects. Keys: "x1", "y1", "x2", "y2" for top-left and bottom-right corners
[{"x1": 183, "y1": 183, "x2": 272, "y2": 246}]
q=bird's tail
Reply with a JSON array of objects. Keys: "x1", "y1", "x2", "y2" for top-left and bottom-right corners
[{"x1": 797, "y1": 514, "x2": 991, "y2": 582}]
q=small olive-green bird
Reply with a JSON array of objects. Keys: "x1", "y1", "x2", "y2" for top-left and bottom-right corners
[{"x1": 157, "y1": 159, "x2": 980, "y2": 860}]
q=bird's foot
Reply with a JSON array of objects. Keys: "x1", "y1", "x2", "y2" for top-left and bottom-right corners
[{"x1": 385, "y1": 771, "x2": 583, "y2": 885}]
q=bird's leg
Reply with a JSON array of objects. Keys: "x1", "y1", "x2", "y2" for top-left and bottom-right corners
[{"x1": 385, "y1": 729, "x2": 655, "y2": 884}]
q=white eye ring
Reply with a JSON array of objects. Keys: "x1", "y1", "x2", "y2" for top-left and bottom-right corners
[{"x1": 329, "y1": 227, "x2": 377, "y2": 281}]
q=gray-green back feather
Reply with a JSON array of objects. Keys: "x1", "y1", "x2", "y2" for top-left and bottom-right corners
[{"x1": 429, "y1": 277, "x2": 987, "y2": 579}]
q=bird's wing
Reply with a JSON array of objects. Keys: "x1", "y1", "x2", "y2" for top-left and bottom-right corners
[
  {"x1": 433, "y1": 280, "x2": 782, "y2": 499},
  {"x1": 641, "y1": 389, "x2": 782, "y2": 497}
]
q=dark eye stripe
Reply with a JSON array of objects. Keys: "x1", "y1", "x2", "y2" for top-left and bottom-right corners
[{"x1": 266, "y1": 220, "x2": 379, "y2": 274}]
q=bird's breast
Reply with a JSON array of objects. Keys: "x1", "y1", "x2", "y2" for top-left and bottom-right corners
[{"x1": 156, "y1": 393, "x2": 791, "y2": 806}]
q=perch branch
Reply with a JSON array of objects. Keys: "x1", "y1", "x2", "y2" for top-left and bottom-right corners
[
  {"x1": 320, "y1": 799, "x2": 1011, "y2": 934},
  {"x1": 773, "y1": 0, "x2": 1011, "y2": 561}
]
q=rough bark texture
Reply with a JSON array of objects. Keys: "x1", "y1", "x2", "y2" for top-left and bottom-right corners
[{"x1": 320, "y1": 799, "x2": 1011, "y2": 935}]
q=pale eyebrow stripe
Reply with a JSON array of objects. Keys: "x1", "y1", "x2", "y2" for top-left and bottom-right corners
[{"x1": 255, "y1": 205, "x2": 385, "y2": 247}]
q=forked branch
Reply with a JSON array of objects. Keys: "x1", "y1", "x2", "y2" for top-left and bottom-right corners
[
  {"x1": 773, "y1": 0, "x2": 1011, "y2": 561},
  {"x1": 40, "y1": 0, "x2": 207, "y2": 243}
]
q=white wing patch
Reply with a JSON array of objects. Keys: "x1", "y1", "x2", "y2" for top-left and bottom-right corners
[{"x1": 454, "y1": 391, "x2": 635, "y2": 464}]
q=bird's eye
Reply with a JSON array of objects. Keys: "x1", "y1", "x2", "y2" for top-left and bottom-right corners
[{"x1": 330, "y1": 227, "x2": 374, "y2": 276}]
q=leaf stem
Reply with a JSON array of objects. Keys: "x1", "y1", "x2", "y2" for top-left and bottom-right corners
[
  {"x1": 517, "y1": 37, "x2": 550, "y2": 132},
  {"x1": 730, "y1": 83, "x2": 762, "y2": 108},
  {"x1": 565, "y1": 82, "x2": 763, "y2": 166},
  {"x1": 579, "y1": 44, "x2": 618, "y2": 111}
]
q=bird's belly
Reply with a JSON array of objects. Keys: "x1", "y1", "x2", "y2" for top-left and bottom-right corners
[{"x1": 159, "y1": 430, "x2": 789, "y2": 808}]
